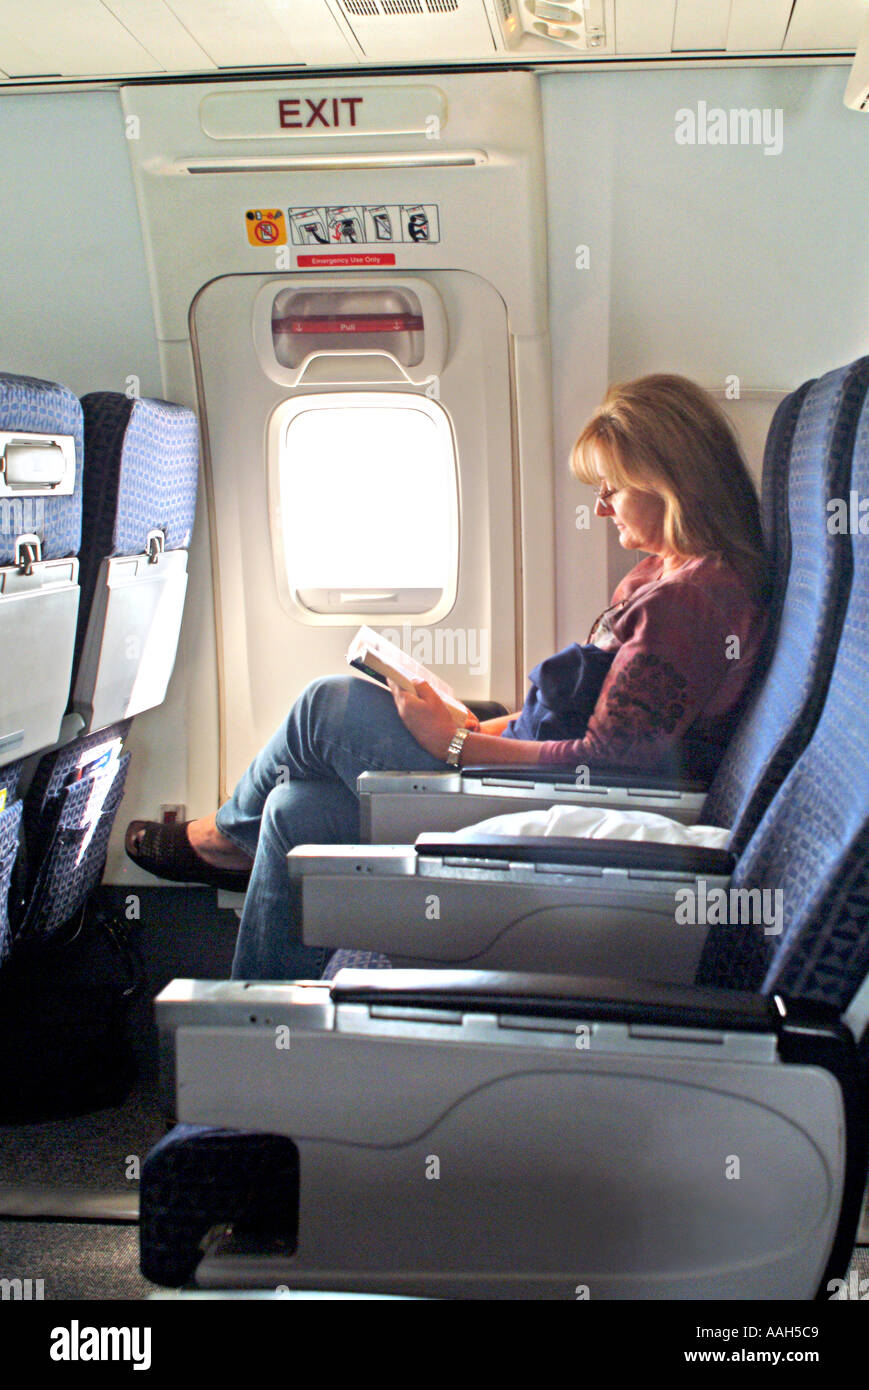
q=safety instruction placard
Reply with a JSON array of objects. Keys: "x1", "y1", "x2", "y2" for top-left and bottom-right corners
[
  {"x1": 245, "y1": 208, "x2": 287, "y2": 246},
  {"x1": 288, "y1": 204, "x2": 440, "y2": 247}
]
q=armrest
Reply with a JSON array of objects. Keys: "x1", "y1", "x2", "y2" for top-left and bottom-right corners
[
  {"x1": 152, "y1": 970, "x2": 861, "y2": 1300},
  {"x1": 328, "y1": 965, "x2": 866, "y2": 1294},
  {"x1": 460, "y1": 763, "x2": 709, "y2": 795},
  {"x1": 330, "y1": 966, "x2": 776, "y2": 1031},
  {"x1": 292, "y1": 834, "x2": 733, "y2": 979},
  {"x1": 414, "y1": 831, "x2": 737, "y2": 878}
]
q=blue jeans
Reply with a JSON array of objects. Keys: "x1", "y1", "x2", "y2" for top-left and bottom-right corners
[{"x1": 216, "y1": 675, "x2": 447, "y2": 980}]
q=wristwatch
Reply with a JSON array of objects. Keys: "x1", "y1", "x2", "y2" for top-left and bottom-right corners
[{"x1": 445, "y1": 727, "x2": 471, "y2": 768}]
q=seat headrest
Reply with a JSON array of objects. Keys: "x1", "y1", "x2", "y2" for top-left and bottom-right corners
[
  {"x1": 80, "y1": 393, "x2": 199, "y2": 557},
  {"x1": 0, "y1": 372, "x2": 83, "y2": 565}
]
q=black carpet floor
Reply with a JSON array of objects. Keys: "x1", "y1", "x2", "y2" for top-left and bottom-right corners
[
  {"x1": 0, "y1": 1077, "x2": 166, "y2": 1197},
  {"x1": 0, "y1": 1220, "x2": 157, "y2": 1299}
]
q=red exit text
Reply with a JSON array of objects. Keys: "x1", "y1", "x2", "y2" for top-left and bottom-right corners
[{"x1": 279, "y1": 97, "x2": 364, "y2": 129}]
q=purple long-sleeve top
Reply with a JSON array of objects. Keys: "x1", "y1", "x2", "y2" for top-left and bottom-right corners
[{"x1": 532, "y1": 553, "x2": 768, "y2": 778}]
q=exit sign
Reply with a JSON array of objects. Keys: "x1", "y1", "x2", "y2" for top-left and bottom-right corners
[{"x1": 199, "y1": 85, "x2": 447, "y2": 140}]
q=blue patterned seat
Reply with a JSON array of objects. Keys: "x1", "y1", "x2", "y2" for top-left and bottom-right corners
[
  {"x1": 699, "y1": 383, "x2": 869, "y2": 1008},
  {"x1": 5, "y1": 393, "x2": 197, "y2": 958},
  {"x1": 0, "y1": 762, "x2": 24, "y2": 965},
  {"x1": 0, "y1": 372, "x2": 84, "y2": 765},
  {"x1": 321, "y1": 947, "x2": 391, "y2": 979},
  {"x1": 702, "y1": 356, "x2": 869, "y2": 852},
  {"x1": 71, "y1": 392, "x2": 199, "y2": 731}
]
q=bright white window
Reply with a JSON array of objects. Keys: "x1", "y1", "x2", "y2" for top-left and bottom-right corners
[{"x1": 270, "y1": 391, "x2": 459, "y2": 619}]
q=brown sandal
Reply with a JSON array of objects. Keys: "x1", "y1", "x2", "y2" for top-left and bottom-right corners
[{"x1": 125, "y1": 820, "x2": 252, "y2": 891}]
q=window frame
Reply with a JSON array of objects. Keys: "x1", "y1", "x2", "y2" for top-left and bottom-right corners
[{"x1": 266, "y1": 388, "x2": 461, "y2": 627}]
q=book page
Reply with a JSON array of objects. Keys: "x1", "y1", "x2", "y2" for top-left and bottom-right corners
[{"x1": 347, "y1": 626, "x2": 470, "y2": 719}]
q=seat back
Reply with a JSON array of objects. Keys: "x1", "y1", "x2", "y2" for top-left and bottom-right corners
[
  {"x1": 0, "y1": 372, "x2": 83, "y2": 764},
  {"x1": 72, "y1": 393, "x2": 199, "y2": 733},
  {"x1": 0, "y1": 762, "x2": 24, "y2": 965},
  {"x1": 754, "y1": 379, "x2": 812, "y2": 658},
  {"x1": 14, "y1": 721, "x2": 132, "y2": 949},
  {"x1": 699, "y1": 387, "x2": 869, "y2": 1010},
  {"x1": 703, "y1": 358, "x2": 869, "y2": 851}
]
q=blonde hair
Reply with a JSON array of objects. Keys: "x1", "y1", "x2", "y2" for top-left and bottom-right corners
[{"x1": 572, "y1": 374, "x2": 769, "y2": 599}]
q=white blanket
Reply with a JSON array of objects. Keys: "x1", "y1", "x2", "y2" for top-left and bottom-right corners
[{"x1": 464, "y1": 804, "x2": 731, "y2": 849}]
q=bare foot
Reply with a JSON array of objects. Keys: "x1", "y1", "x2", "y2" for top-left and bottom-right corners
[{"x1": 186, "y1": 814, "x2": 253, "y2": 871}]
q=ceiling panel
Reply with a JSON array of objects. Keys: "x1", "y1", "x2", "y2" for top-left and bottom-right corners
[
  {"x1": 162, "y1": 0, "x2": 307, "y2": 67},
  {"x1": 0, "y1": 0, "x2": 160, "y2": 75},
  {"x1": 726, "y1": 0, "x2": 793, "y2": 51},
  {"x1": 0, "y1": 26, "x2": 58, "y2": 77},
  {"x1": 672, "y1": 0, "x2": 730, "y2": 51},
  {"x1": 265, "y1": 0, "x2": 359, "y2": 63},
  {"x1": 784, "y1": 0, "x2": 869, "y2": 50},
  {"x1": 101, "y1": 0, "x2": 216, "y2": 70},
  {"x1": 615, "y1": 0, "x2": 676, "y2": 53}
]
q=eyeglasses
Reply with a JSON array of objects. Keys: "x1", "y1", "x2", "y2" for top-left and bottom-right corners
[{"x1": 596, "y1": 482, "x2": 620, "y2": 505}]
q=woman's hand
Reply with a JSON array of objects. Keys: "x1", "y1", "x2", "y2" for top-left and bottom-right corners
[
  {"x1": 387, "y1": 679, "x2": 467, "y2": 759},
  {"x1": 479, "y1": 713, "x2": 518, "y2": 735}
]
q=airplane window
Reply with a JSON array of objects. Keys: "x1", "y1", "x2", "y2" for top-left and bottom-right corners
[{"x1": 273, "y1": 391, "x2": 458, "y2": 617}]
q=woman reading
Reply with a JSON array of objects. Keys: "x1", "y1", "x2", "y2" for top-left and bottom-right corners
[{"x1": 126, "y1": 374, "x2": 769, "y2": 978}]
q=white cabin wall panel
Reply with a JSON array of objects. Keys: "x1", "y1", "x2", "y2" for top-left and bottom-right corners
[
  {"x1": 540, "y1": 63, "x2": 869, "y2": 651},
  {"x1": 540, "y1": 79, "x2": 613, "y2": 657},
  {"x1": 0, "y1": 1, "x2": 160, "y2": 76},
  {"x1": 672, "y1": 0, "x2": 731, "y2": 51},
  {"x1": 726, "y1": 0, "x2": 792, "y2": 51},
  {"x1": 0, "y1": 93, "x2": 162, "y2": 396},
  {"x1": 604, "y1": 66, "x2": 869, "y2": 384},
  {"x1": 615, "y1": 0, "x2": 676, "y2": 53},
  {"x1": 784, "y1": 0, "x2": 869, "y2": 51}
]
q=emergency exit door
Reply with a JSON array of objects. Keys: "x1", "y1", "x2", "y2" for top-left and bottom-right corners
[{"x1": 191, "y1": 270, "x2": 518, "y2": 796}]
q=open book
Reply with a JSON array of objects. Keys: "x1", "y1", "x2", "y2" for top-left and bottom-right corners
[{"x1": 347, "y1": 625, "x2": 471, "y2": 722}]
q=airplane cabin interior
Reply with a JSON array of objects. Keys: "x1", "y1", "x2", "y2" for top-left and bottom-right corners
[{"x1": 1, "y1": 0, "x2": 869, "y2": 1342}]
